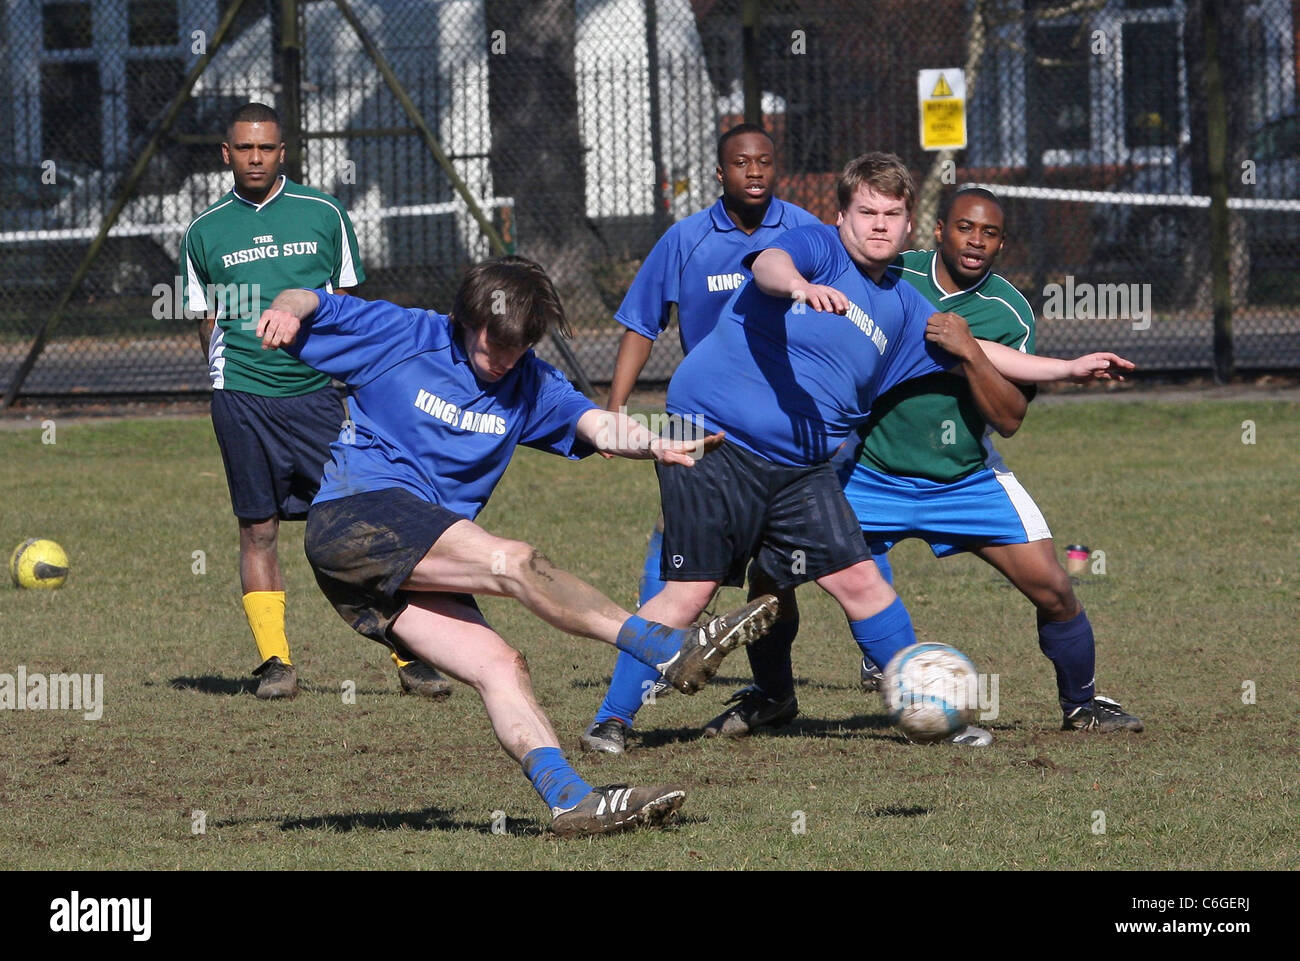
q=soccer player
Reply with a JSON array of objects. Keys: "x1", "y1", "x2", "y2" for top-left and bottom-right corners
[
  {"x1": 717, "y1": 186, "x2": 1143, "y2": 739},
  {"x1": 253, "y1": 255, "x2": 780, "y2": 836},
  {"x1": 582, "y1": 152, "x2": 1131, "y2": 748},
  {"x1": 181, "y1": 103, "x2": 449, "y2": 700},
  {"x1": 582, "y1": 123, "x2": 821, "y2": 754}
]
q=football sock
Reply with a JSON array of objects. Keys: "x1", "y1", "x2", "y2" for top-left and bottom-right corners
[
  {"x1": 638, "y1": 526, "x2": 668, "y2": 607},
  {"x1": 615, "y1": 615, "x2": 684, "y2": 671},
  {"x1": 594, "y1": 651, "x2": 658, "y2": 726},
  {"x1": 242, "y1": 591, "x2": 291, "y2": 666},
  {"x1": 747, "y1": 606, "x2": 798, "y2": 699},
  {"x1": 1038, "y1": 609, "x2": 1097, "y2": 710},
  {"x1": 592, "y1": 526, "x2": 671, "y2": 726},
  {"x1": 870, "y1": 543, "x2": 894, "y2": 586},
  {"x1": 848, "y1": 597, "x2": 917, "y2": 670},
  {"x1": 522, "y1": 747, "x2": 592, "y2": 812},
  {"x1": 390, "y1": 651, "x2": 414, "y2": 670}
]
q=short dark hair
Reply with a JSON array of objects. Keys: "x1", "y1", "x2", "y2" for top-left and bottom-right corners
[
  {"x1": 452, "y1": 256, "x2": 571, "y2": 349},
  {"x1": 938, "y1": 186, "x2": 1004, "y2": 224},
  {"x1": 837, "y1": 152, "x2": 916, "y2": 213},
  {"x1": 226, "y1": 102, "x2": 281, "y2": 138},
  {"x1": 717, "y1": 123, "x2": 773, "y2": 165}
]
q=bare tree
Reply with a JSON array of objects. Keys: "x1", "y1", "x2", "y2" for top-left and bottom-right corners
[{"x1": 485, "y1": 0, "x2": 608, "y2": 323}]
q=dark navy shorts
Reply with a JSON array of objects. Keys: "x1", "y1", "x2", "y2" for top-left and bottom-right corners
[
  {"x1": 304, "y1": 487, "x2": 476, "y2": 652},
  {"x1": 210, "y1": 386, "x2": 345, "y2": 521},
  {"x1": 655, "y1": 440, "x2": 870, "y2": 590}
]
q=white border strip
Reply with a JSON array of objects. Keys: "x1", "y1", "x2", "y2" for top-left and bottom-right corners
[{"x1": 965, "y1": 182, "x2": 1300, "y2": 212}]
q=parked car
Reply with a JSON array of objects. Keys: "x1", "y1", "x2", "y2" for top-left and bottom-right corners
[
  {"x1": 1089, "y1": 112, "x2": 1300, "y2": 289},
  {"x1": 0, "y1": 161, "x2": 177, "y2": 300}
]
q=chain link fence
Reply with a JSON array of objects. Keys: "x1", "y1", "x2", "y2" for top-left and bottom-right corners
[{"x1": 0, "y1": 0, "x2": 1296, "y2": 400}]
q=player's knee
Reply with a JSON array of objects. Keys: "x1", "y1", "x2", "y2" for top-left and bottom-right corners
[
  {"x1": 680, "y1": 581, "x2": 720, "y2": 614},
  {"x1": 651, "y1": 580, "x2": 717, "y2": 622},
  {"x1": 491, "y1": 539, "x2": 545, "y2": 593},
  {"x1": 240, "y1": 519, "x2": 278, "y2": 553},
  {"x1": 824, "y1": 560, "x2": 891, "y2": 605},
  {"x1": 1034, "y1": 571, "x2": 1079, "y2": 619},
  {"x1": 474, "y1": 642, "x2": 531, "y2": 694}
]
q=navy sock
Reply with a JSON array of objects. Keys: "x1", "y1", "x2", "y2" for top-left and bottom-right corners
[
  {"x1": 848, "y1": 597, "x2": 917, "y2": 670},
  {"x1": 1038, "y1": 609, "x2": 1097, "y2": 710},
  {"x1": 638, "y1": 527, "x2": 667, "y2": 607},
  {"x1": 594, "y1": 650, "x2": 659, "y2": 727},
  {"x1": 615, "y1": 615, "x2": 683, "y2": 670},
  {"x1": 521, "y1": 747, "x2": 591, "y2": 812},
  {"x1": 747, "y1": 608, "x2": 798, "y2": 699}
]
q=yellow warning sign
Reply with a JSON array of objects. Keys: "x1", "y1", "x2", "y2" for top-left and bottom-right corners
[{"x1": 918, "y1": 69, "x2": 966, "y2": 151}]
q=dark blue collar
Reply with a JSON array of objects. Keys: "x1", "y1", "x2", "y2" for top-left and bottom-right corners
[{"x1": 709, "y1": 196, "x2": 783, "y2": 232}]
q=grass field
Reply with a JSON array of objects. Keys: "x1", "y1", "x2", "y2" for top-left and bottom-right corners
[{"x1": 1, "y1": 395, "x2": 1297, "y2": 871}]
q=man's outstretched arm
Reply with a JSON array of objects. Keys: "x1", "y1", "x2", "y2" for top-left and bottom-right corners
[
  {"x1": 576, "y1": 408, "x2": 724, "y2": 467},
  {"x1": 926, "y1": 311, "x2": 1134, "y2": 384},
  {"x1": 256, "y1": 289, "x2": 322, "y2": 349}
]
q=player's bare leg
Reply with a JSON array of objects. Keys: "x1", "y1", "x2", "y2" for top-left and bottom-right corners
[
  {"x1": 238, "y1": 517, "x2": 283, "y2": 593},
  {"x1": 402, "y1": 520, "x2": 779, "y2": 694},
  {"x1": 975, "y1": 539, "x2": 1142, "y2": 732},
  {"x1": 402, "y1": 520, "x2": 633, "y2": 643},
  {"x1": 390, "y1": 593, "x2": 559, "y2": 760},
  {"x1": 391, "y1": 592, "x2": 685, "y2": 834},
  {"x1": 974, "y1": 539, "x2": 1079, "y2": 621},
  {"x1": 238, "y1": 516, "x2": 297, "y2": 698},
  {"x1": 814, "y1": 558, "x2": 897, "y2": 620},
  {"x1": 635, "y1": 578, "x2": 719, "y2": 629}
]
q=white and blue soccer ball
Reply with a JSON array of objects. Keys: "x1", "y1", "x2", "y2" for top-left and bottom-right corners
[{"x1": 881, "y1": 642, "x2": 978, "y2": 743}]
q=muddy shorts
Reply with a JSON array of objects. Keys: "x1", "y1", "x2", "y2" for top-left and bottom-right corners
[{"x1": 304, "y1": 487, "x2": 477, "y2": 653}]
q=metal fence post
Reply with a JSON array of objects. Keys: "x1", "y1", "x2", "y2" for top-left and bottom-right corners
[{"x1": 1204, "y1": 0, "x2": 1234, "y2": 382}]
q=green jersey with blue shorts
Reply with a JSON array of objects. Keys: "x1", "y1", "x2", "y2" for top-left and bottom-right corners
[{"x1": 843, "y1": 249, "x2": 1049, "y2": 557}]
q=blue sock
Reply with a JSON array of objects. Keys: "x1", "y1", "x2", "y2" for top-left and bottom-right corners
[
  {"x1": 870, "y1": 543, "x2": 894, "y2": 587},
  {"x1": 521, "y1": 747, "x2": 591, "y2": 811},
  {"x1": 747, "y1": 605, "x2": 798, "y2": 699},
  {"x1": 1038, "y1": 609, "x2": 1097, "y2": 710},
  {"x1": 848, "y1": 597, "x2": 917, "y2": 671},
  {"x1": 639, "y1": 527, "x2": 667, "y2": 607},
  {"x1": 615, "y1": 615, "x2": 683, "y2": 670},
  {"x1": 594, "y1": 651, "x2": 660, "y2": 726},
  {"x1": 594, "y1": 527, "x2": 671, "y2": 727}
]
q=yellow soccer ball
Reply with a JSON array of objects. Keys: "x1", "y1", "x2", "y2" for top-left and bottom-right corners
[{"x1": 9, "y1": 538, "x2": 70, "y2": 590}]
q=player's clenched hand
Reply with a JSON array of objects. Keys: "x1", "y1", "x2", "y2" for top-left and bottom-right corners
[
  {"x1": 650, "y1": 430, "x2": 725, "y2": 467},
  {"x1": 925, "y1": 312, "x2": 980, "y2": 359},
  {"x1": 257, "y1": 309, "x2": 302, "y2": 349},
  {"x1": 792, "y1": 285, "x2": 850, "y2": 315},
  {"x1": 1066, "y1": 352, "x2": 1136, "y2": 382}
]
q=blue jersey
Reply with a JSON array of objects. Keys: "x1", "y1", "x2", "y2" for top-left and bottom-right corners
[
  {"x1": 616, "y1": 197, "x2": 821, "y2": 354},
  {"x1": 666, "y1": 224, "x2": 952, "y2": 467},
  {"x1": 284, "y1": 291, "x2": 596, "y2": 519}
]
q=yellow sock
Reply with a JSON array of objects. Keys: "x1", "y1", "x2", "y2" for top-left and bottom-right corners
[
  {"x1": 243, "y1": 591, "x2": 291, "y2": 666},
  {"x1": 390, "y1": 651, "x2": 413, "y2": 670}
]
